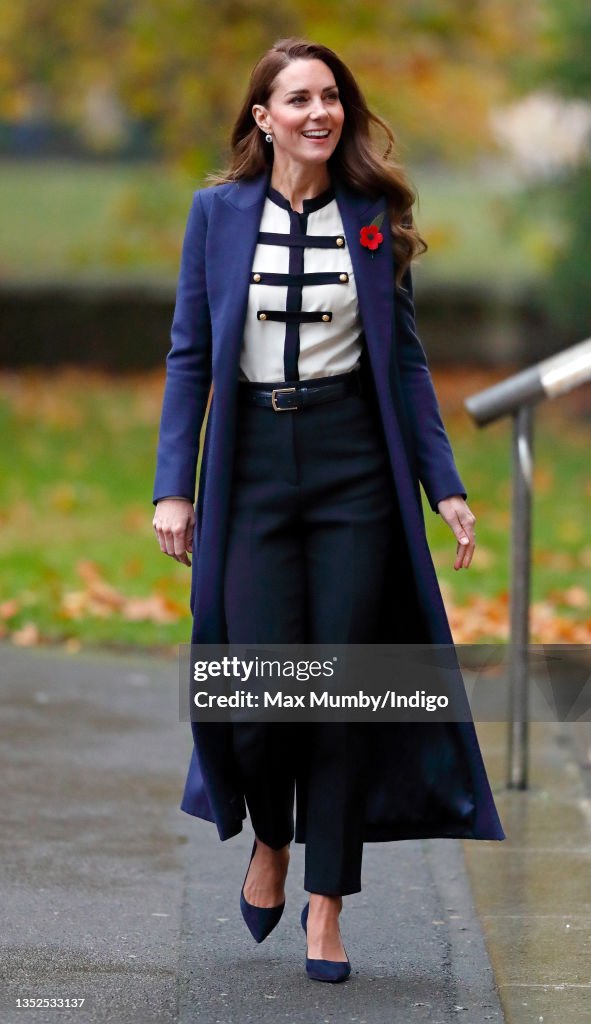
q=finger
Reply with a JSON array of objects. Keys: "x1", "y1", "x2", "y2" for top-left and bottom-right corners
[
  {"x1": 461, "y1": 521, "x2": 476, "y2": 569},
  {"x1": 163, "y1": 526, "x2": 177, "y2": 558},
  {"x1": 455, "y1": 540, "x2": 468, "y2": 570},
  {"x1": 452, "y1": 515, "x2": 470, "y2": 569},
  {"x1": 171, "y1": 523, "x2": 189, "y2": 561},
  {"x1": 454, "y1": 513, "x2": 472, "y2": 547},
  {"x1": 452, "y1": 508, "x2": 476, "y2": 568},
  {"x1": 173, "y1": 542, "x2": 191, "y2": 567},
  {"x1": 168, "y1": 547, "x2": 191, "y2": 566},
  {"x1": 455, "y1": 532, "x2": 476, "y2": 570},
  {"x1": 153, "y1": 522, "x2": 169, "y2": 557},
  {"x1": 155, "y1": 513, "x2": 193, "y2": 563}
]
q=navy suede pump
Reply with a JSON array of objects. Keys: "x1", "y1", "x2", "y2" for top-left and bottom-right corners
[
  {"x1": 239, "y1": 838, "x2": 285, "y2": 943},
  {"x1": 301, "y1": 901, "x2": 351, "y2": 982}
]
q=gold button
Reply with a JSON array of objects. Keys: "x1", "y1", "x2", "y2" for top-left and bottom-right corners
[
  {"x1": 339, "y1": 273, "x2": 348, "y2": 282},
  {"x1": 336, "y1": 237, "x2": 344, "y2": 246},
  {"x1": 258, "y1": 312, "x2": 267, "y2": 320},
  {"x1": 322, "y1": 314, "x2": 330, "y2": 322},
  {"x1": 253, "y1": 273, "x2": 261, "y2": 282}
]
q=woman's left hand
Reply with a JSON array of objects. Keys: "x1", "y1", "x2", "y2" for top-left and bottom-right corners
[{"x1": 436, "y1": 495, "x2": 476, "y2": 570}]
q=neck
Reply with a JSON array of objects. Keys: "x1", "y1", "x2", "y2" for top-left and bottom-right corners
[{"x1": 269, "y1": 161, "x2": 332, "y2": 212}]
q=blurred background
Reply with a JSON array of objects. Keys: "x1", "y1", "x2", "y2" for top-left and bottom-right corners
[{"x1": 1, "y1": 0, "x2": 590, "y2": 653}]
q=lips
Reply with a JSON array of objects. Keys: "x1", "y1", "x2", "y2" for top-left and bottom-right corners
[{"x1": 302, "y1": 130, "x2": 331, "y2": 139}]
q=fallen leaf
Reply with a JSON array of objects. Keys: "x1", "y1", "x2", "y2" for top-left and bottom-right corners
[{"x1": 12, "y1": 622, "x2": 41, "y2": 646}]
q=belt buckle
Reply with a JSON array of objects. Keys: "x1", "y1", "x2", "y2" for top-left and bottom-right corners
[{"x1": 271, "y1": 386, "x2": 298, "y2": 412}]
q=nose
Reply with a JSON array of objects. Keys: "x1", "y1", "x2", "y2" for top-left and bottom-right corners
[{"x1": 308, "y1": 98, "x2": 330, "y2": 120}]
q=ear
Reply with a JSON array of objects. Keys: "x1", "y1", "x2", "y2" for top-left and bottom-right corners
[{"x1": 251, "y1": 104, "x2": 270, "y2": 132}]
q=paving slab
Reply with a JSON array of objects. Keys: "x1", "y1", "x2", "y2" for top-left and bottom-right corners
[
  {"x1": 0, "y1": 643, "x2": 191, "y2": 1024},
  {"x1": 464, "y1": 719, "x2": 591, "y2": 1024}
]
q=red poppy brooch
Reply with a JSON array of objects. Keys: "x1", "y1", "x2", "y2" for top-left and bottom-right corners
[{"x1": 360, "y1": 213, "x2": 384, "y2": 257}]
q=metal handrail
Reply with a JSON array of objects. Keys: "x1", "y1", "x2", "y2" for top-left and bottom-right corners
[{"x1": 464, "y1": 338, "x2": 591, "y2": 789}]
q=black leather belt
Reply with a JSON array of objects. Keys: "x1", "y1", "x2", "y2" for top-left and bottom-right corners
[{"x1": 237, "y1": 368, "x2": 364, "y2": 411}]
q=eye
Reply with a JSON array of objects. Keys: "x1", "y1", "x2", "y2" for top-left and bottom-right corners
[{"x1": 289, "y1": 92, "x2": 340, "y2": 104}]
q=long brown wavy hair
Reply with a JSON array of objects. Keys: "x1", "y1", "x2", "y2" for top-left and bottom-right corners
[{"x1": 206, "y1": 37, "x2": 427, "y2": 290}]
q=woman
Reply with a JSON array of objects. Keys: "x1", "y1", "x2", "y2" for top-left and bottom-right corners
[{"x1": 152, "y1": 37, "x2": 505, "y2": 984}]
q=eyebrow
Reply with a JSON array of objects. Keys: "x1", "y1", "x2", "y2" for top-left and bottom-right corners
[{"x1": 284, "y1": 86, "x2": 339, "y2": 96}]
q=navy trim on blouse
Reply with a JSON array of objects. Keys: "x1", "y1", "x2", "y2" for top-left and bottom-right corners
[
  {"x1": 257, "y1": 231, "x2": 346, "y2": 248},
  {"x1": 257, "y1": 310, "x2": 333, "y2": 324},
  {"x1": 267, "y1": 182, "x2": 336, "y2": 214},
  {"x1": 251, "y1": 271, "x2": 348, "y2": 287}
]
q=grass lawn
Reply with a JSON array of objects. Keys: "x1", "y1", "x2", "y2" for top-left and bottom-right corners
[
  {"x1": 0, "y1": 157, "x2": 549, "y2": 287},
  {"x1": 431, "y1": 396, "x2": 591, "y2": 606},
  {"x1": 0, "y1": 368, "x2": 200, "y2": 652},
  {"x1": 0, "y1": 159, "x2": 192, "y2": 283},
  {"x1": 0, "y1": 369, "x2": 588, "y2": 653}
]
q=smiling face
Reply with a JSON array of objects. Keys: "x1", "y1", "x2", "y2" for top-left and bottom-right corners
[{"x1": 252, "y1": 58, "x2": 345, "y2": 170}]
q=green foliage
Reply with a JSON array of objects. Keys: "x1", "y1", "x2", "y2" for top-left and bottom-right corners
[
  {"x1": 533, "y1": 0, "x2": 591, "y2": 95},
  {"x1": 509, "y1": 166, "x2": 591, "y2": 336},
  {"x1": 507, "y1": 0, "x2": 591, "y2": 334}
]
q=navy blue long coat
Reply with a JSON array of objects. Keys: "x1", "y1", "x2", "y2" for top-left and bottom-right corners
[{"x1": 152, "y1": 168, "x2": 506, "y2": 845}]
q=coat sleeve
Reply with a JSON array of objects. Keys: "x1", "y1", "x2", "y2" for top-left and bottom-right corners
[
  {"x1": 394, "y1": 265, "x2": 468, "y2": 515},
  {"x1": 152, "y1": 191, "x2": 212, "y2": 506}
]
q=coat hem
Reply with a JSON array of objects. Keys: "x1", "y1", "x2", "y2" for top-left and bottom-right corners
[{"x1": 179, "y1": 801, "x2": 506, "y2": 843}]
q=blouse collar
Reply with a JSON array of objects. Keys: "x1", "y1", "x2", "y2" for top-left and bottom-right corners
[{"x1": 267, "y1": 181, "x2": 336, "y2": 215}]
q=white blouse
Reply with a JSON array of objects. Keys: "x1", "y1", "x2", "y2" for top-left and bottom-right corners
[
  {"x1": 157, "y1": 181, "x2": 364, "y2": 502},
  {"x1": 239, "y1": 182, "x2": 364, "y2": 383}
]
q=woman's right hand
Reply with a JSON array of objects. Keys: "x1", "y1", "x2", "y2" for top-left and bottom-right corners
[{"x1": 152, "y1": 498, "x2": 195, "y2": 567}]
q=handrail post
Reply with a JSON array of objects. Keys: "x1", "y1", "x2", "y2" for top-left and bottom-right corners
[
  {"x1": 507, "y1": 404, "x2": 534, "y2": 789},
  {"x1": 465, "y1": 337, "x2": 591, "y2": 792}
]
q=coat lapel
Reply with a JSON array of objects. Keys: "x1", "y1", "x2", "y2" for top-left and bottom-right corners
[
  {"x1": 206, "y1": 173, "x2": 269, "y2": 388},
  {"x1": 206, "y1": 169, "x2": 394, "y2": 386},
  {"x1": 333, "y1": 179, "x2": 394, "y2": 383}
]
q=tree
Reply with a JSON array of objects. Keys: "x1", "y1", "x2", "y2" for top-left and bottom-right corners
[
  {"x1": 0, "y1": 0, "x2": 540, "y2": 171},
  {"x1": 507, "y1": 0, "x2": 591, "y2": 334}
]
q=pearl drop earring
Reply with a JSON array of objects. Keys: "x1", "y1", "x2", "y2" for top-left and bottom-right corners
[{"x1": 265, "y1": 132, "x2": 273, "y2": 143}]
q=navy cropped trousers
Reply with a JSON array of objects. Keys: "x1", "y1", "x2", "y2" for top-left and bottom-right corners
[{"x1": 223, "y1": 379, "x2": 400, "y2": 896}]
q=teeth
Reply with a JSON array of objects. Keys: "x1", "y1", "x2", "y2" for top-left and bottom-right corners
[{"x1": 303, "y1": 130, "x2": 329, "y2": 137}]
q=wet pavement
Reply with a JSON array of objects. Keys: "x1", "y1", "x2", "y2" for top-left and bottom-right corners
[
  {"x1": 465, "y1": 719, "x2": 591, "y2": 1023},
  {"x1": 0, "y1": 643, "x2": 188, "y2": 1024},
  {"x1": 1, "y1": 642, "x2": 589, "y2": 1023}
]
